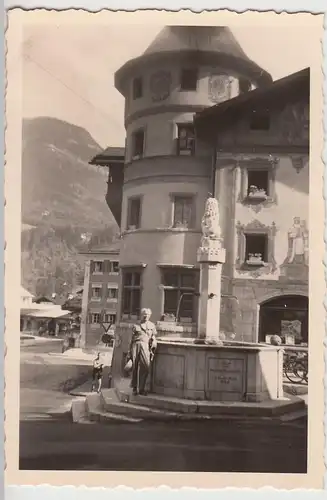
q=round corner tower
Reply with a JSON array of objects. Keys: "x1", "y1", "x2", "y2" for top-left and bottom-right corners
[{"x1": 114, "y1": 25, "x2": 272, "y2": 322}]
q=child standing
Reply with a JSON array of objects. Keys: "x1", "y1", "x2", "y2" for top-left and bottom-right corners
[{"x1": 91, "y1": 352, "x2": 103, "y2": 393}]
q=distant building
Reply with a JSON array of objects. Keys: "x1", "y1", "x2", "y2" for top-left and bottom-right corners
[
  {"x1": 80, "y1": 241, "x2": 121, "y2": 348},
  {"x1": 20, "y1": 286, "x2": 72, "y2": 334}
]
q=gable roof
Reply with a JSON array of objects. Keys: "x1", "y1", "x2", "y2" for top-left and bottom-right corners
[
  {"x1": 90, "y1": 147, "x2": 125, "y2": 166},
  {"x1": 195, "y1": 67, "x2": 309, "y2": 134}
]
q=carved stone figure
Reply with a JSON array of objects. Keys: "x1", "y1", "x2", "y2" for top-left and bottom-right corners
[{"x1": 201, "y1": 197, "x2": 222, "y2": 243}]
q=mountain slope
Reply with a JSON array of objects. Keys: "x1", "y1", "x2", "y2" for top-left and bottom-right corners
[
  {"x1": 21, "y1": 117, "x2": 118, "y2": 298},
  {"x1": 22, "y1": 117, "x2": 115, "y2": 229}
]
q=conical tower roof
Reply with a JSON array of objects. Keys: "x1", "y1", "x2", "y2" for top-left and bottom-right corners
[{"x1": 115, "y1": 25, "x2": 272, "y2": 93}]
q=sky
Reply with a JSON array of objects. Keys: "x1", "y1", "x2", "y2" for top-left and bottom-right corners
[{"x1": 21, "y1": 23, "x2": 316, "y2": 149}]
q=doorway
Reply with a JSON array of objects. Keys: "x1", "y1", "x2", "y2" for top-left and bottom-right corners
[{"x1": 259, "y1": 295, "x2": 308, "y2": 344}]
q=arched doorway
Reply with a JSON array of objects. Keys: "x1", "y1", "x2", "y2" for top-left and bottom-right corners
[{"x1": 259, "y1": 294, "x2": 308, "y2": 344}]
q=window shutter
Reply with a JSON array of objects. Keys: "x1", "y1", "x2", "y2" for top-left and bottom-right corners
[
  {"x1": 90, "y1": 261, "x2": 95, "y2": 273},
  {"x1": 87, "y1": 313, "x2": 92, "y2": 324},
  {"x1": 104, "y1": 260, "x2": 110, "y2": 273}
]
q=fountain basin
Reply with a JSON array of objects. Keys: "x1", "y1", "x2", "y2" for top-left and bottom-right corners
[{"x1": 150, "y1": 339, "x2": 284, "y2": 402}]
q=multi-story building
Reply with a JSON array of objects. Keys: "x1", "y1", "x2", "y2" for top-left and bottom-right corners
[
  {"x1": 80, "y1": 242, "x2": 120, "y2": 348},
  {"x1": 195, "y1": 67, "x2": 309, "y2": 344},
  {"x1": 90, "y1": 26, "x2": 309, "y2": 377}
]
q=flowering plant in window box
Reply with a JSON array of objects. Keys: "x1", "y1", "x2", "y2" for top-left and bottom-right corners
[
  {"x1": 246, "y1": 253, "x2": 264, "y2": 266},
  {"x1": 128, "y1": 225, "x2": 137, "y2": 231},
  {"x1": 247, "y1": 185, "x2": 268, "y2": 201}
]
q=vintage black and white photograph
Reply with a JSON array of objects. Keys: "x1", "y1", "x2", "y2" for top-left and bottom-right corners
[{"x1": 4, "y1": 9, "x2": 325, "y2": 489}]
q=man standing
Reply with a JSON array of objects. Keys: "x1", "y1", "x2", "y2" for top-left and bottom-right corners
[{"x1": 128, "y1": 308, "x2": 157, "y2": 396}]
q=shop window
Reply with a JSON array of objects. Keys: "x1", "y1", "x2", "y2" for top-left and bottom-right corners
[
  {"x1": 132, "y1": 77, "x2": 143, "y2": 100},
  {"x1": 121, "y1": 269, "x2": 142, "y2": 320},
  {"x1": 180, "y1": 68, "x2": 198, "y2": 91},
  {"x1": 172, "y1": 194, "x2": 195, "y2": 228},
  {"x1": 250, "y1": 111, "x2": 270, "y2": 131},
  {"x1": 177, "y1": 124, "x2": 195, "y2": 155},
  {"x1": 132, "y1": 129, "x2": 145, "y2": 159},
  {"x1": 126, "y1": 196, "x2": 142, "y2": 230},
  {"x1": 161, "y1": 268, "x2": 197, "y2": 322}
]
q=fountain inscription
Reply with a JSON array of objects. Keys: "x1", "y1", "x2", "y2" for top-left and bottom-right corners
[{"x1": 207, "y1": 357, "x2": 244, "y2": 393}]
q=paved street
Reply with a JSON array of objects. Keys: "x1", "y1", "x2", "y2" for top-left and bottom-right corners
[
  {"x1": 20, "y1": 416, "x2": 307, "y2": 473},
  {"x1": 19, "y1": 346, "x2": 307, "y2": 474}
]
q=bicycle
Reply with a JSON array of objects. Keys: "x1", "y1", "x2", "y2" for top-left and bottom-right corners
[{"x1": 283, "y1": 350, "x2": 308, "y2": 384}]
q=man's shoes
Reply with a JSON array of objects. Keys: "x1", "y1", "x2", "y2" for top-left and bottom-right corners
[{"x1": 139, "y1": 390, "x2": 147, "y2": 396}]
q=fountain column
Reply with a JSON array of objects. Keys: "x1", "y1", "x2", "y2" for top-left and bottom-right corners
[{"x1": 197, "y1": 198, "x2": 226, "y2": 341}]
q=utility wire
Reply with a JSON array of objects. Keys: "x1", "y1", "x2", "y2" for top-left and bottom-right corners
[{"x1": 23, "y1": 52, "x2": 123, "y2": 130}]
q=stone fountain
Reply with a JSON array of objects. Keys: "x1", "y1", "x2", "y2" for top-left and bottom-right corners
[{"x1": 150, "y1": 198, "x2": 284, "y2": 403}]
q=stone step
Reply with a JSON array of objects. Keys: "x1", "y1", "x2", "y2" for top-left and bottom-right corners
[
  {"x1": 102, "y1": 394, "x2": 180, "y2": 420},
  {"x1": 88, "y1": 409, "x2": 143, "y2": 424},
  {"x1": 116, "y1": 391, "x2": 305, "y2": 418}
]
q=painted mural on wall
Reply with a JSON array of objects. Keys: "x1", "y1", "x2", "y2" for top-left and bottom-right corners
[
  {"x1": 150, "y1": 71, "x2": 172, "y2": 102},
  {"x1": 280, "y1": 217, "x2": 308, "y2": 281},
  {"x1": 208, "y1": 73, "x2": 231, "y2": 103},
  {"x1": 279, "y1": 101, "x2": 309, "y2": 143}
]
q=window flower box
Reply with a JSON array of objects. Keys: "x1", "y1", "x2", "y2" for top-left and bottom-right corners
[
  {"x1": 247, "y1": 186, "x2": 268, "y2": 201},
  {"x1": 246, "y1": 253, "x2": 265, "y2": 266}
]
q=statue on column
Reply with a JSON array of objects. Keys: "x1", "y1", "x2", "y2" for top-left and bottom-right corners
[{"x1": 200, "y1": 197, "x2": 222, "y2": 247}]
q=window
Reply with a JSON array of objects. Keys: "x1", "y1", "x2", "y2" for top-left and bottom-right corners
[
  {"x1": 93, "y1": 261, "x2": 104, "y2": 273},
  {"x1": 245, "y1": 234, "x2": 268, "y2": 266},
  {"x1": 238, "y1": 159, "x2": 278, "y2": 208},
  {"x1": 247, "y1": 169, "x2": 269, "y2": 199},
  {"x1": 177, "y1": 124, "x2": 195, "y2": 155},
  {"x1": 132, "y1": 77, "x2": 143, "y2": 100},
  {"x1": 121, "y1": 269, "x2": 142, "y2": 319},
  {"x1": 173, "y1": 195, "x2": 194, "y2": 228},
  {"x1": 91, "y1": 286, "x2": 102, "y2": 300},
  {"x1": 180, "y1": 68, "x2": 198, "y2": 91},
  {"x1": 103, "y1": 313, "x2": 116, "y2": 325},
  {"x1": 109, "y1": 261, "x2": 119, "y2": 274},
  {"x1": 161, "y1": 269, "x2": 197, "y2": 322},
  {"x1": 90, "y1": 313, "x2": 101, "y2": 324},
  {"x1": 132, "y1": 129, "x2": 144, "y2": 159},
  {"x1": 107, "y1": 287, "x2": 118, "y2": 300},
  {"x1": 239, "y1": 78, "x2": 251, "y2": 94},
  {"x1": 236, "y1": 220, "x2": 277, "y2": 277},
  {"x1": 127, "y1": 196, "x2": 141, "y2": 229},
  {"x1": 250, "y1": 111, "x2": 270, "y2": 131}
]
